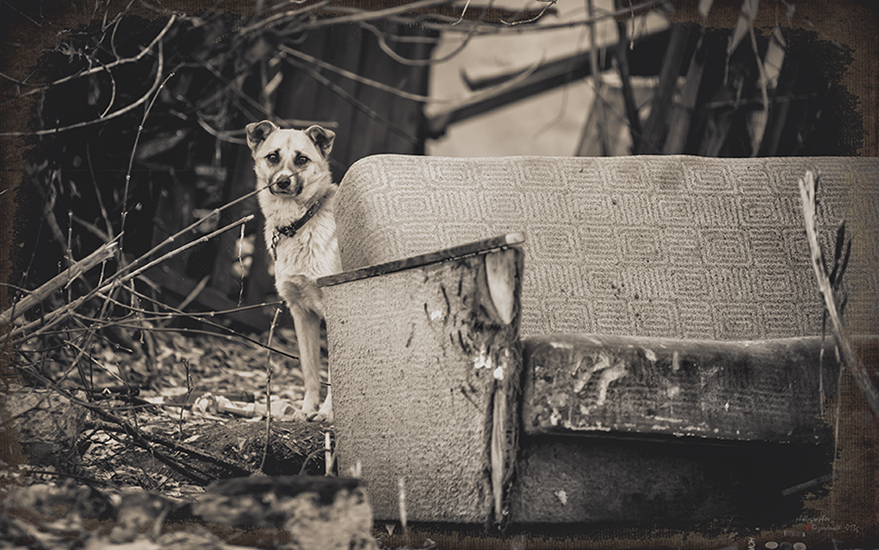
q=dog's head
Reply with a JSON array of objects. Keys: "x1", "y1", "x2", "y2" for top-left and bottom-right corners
[{"x1": 246, "y1": 120, "x2": 336, "y2": 201}]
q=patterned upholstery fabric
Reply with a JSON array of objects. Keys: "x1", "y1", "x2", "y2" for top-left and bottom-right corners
[{"x1": 335, "y1": 155, "x2": 879, "y2": 340}]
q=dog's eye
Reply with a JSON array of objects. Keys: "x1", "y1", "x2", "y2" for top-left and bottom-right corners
[
  {"x1": 266, "y1": 152, "x2": 280, "y2": 164},
  {"x1": 295, "y1": 155, "x2": 309, "y2": 166}
]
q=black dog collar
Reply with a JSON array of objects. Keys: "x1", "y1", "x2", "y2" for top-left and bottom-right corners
[
  {"x1": 275, "y1": 197, "x2": 324, "y2": 240},
  {"x1": 271, "y1": 197, "x2": 326, "y2": 260},
  {"x1": 272, "y1": 199, "x2": 324, "y2": 255}
]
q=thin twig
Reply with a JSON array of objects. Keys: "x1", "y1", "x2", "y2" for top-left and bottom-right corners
[
  {"x1": 237, "y1": 0, "x2": 332, "y2": 36},
  {"x1": 180, "y1": 358, "x2": 193, "y2": 442},
  {"x1": 19, "y1": 367, "x2": 213, "y2": 485},
  {"x1": 798, "y1": 170, "x2": 879, "y2": 418},
  {"x1": 502, "y1": 0, "x2": 556, "y2": 26},
  {"x1": 121, "y1": 50, "x2": 175, "y2": 251},
  {"x1": 89, "y1": 420, "x2": 255, "y2": 477},
  {"x1": 0, "y1": 44, "x2": 165, "y2": 137},
  {"x1": 361, "y1": 20, "x2": 476, "y2": 67},
  {"x1": 385, "y1": 0, "x2": 664, "y2": 34},
  {"x1": 260, "y1": 308, "x2": 281, "y2": 473},
  {"x1": 122, "y1": 184, "x2": 266, "y2": 284},
  {"x1": 747, "y1": 22, "x2": 770, "y2": 156},
  {"x1": 451, "y1": 0, "x2": 472, "y2": 25},
  {"x1": 81, "y1": 290, "x2": 283, "y2": 321},
  {"x1": 19, "y1": 14, "x2": 177, "y2": 94}
]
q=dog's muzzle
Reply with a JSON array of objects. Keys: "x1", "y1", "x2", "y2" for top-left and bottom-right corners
[{"x1": 270, "y1": 176, "x2": 303, "y2": 196}]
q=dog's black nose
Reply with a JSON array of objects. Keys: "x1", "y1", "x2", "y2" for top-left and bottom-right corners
[{"x1": 276, "y1": 178, "x2": 291, "y2": 189}]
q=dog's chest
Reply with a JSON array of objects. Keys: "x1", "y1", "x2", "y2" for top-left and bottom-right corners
[{"x1": 269, "y1": 211, "x2": 341, "y2": 279}]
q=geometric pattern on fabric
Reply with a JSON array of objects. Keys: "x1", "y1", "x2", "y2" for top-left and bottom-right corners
[{"x1": 336, "y1": 155, "x2": 879, "y2": 340}]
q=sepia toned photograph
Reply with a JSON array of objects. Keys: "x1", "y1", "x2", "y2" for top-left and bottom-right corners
[{"x1": 0, "y1": 1, "x2": 876, "y2": 548}]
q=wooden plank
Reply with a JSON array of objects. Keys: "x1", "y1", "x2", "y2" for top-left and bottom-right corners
[
  {"x1": 426, "y1": 29, "x2": 673, "y2": 138},
  {"x1": 427, "y1": 53, "x2": 610, "y2": 138},
  {"x1": 522, "y1": 334, "x2": 879, "y2": 444},
  {"x1": 317, "y1": 233, "x2": 524, "y2": 287},
  {"x1": 324, "y1": 245, "x2": 524, "y2": 525}
]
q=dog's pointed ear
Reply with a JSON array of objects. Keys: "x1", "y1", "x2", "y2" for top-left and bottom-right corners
[
  {"x1": 246, "y1": 120, "x2": 279, "y2": 153},
  {"x1": 304, "y1": 125, "x2": 335, "y2": 158}
]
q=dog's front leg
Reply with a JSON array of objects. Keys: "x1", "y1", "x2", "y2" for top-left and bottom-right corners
[
  {"x1": 280, "y1": 275, "x2": 332, "y2": 422},
  {"x1": 288, "y1": 304, "x2": 325, "y2": 421}
]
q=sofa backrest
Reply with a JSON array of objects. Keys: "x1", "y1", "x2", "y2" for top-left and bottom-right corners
[{"x1": 335, "y1": 155, "x2": 878, "y2": 340}]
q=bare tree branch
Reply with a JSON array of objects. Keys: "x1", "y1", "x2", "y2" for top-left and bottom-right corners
[
  {"x1": 18, "y1": 14, "x2": 177, "y2": 95},
  {"x1": 0, "y1": 42, "x2": 166, "y2": 137}
]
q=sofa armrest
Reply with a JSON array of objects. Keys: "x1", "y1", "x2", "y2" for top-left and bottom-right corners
[{"x1": 318, "y1": 234, "x2": 524, "y2": 527}]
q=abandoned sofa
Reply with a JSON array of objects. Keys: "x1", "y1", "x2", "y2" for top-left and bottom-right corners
[{"x1": 317, "y1": 155, "x2": 879, "y2": 527}]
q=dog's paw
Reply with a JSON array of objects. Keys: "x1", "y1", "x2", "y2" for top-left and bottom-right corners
[
  {"x1": 290, "y1": 409, "x2": 313, "y2": 422},
  {"x1": 289, "y1": 408, "x2": 332, "y2": 423},
  {"x1": 305, "y1": 410, "x2": 333, "y2": 423},
  {"x1": 308, "y1": 401, "x2": 333, "y2": 424}
]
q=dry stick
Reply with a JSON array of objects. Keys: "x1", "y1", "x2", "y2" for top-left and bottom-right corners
[
  {"x1": 324, "y1": 431, "x2": 333, "y2": 476},
  {"x1": 586, "y1": 0, "x2": 607, "y2": 156},
  {"x1": 186, "y1": 59, "x2": 336, "y2": 134},
  {"x1": 66, "y1": 340, "x2": 127, "y2": 386},
  {"x1": 129, "y1": 184, "x2": 265, "y2": 282},
  {"x1": 3, "y1": 215, "x2": 254, "y2": 344},
  {"x1": 80, "y1": 291, "x2": 282, "y2": 323},
  {"x1": 502, "y1": 0, "x2": 555, "y2": 26},
  {"x1": 176, "y1": 275, "x2": 211, "y2": 311},
  {"x1": 799, "y1": 170, "x2": 879, "y2": 418},
  {"x1": 0, "y1": 239, "x2": 119, "y2": 326},
  {"x1": 260, "y1": 308, "x2": 282, "y2": 473},
  {"x1": 747, "y1": 22, "x2": 770, "y2": 156},
  {"x1": 180, "y1": 358, "x2": 194, "y2": 443},
  {"x1": 614, "y1": 19, "x2": 644, "y2": 151},
  {"x1": 56, "y1": 322, "x2": 299, "y2": 364}
]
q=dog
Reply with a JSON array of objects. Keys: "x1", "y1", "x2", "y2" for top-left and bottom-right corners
[{"x1": 246, "y1": 120, "x2": 340, "y2": 423}]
